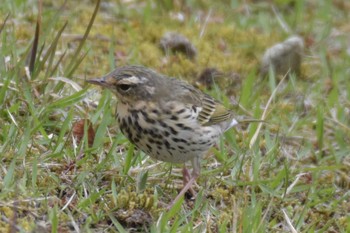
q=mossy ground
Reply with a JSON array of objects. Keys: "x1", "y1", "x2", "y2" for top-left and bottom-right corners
[{"x1": 0, "y1": 0, "x2": 349, "y2": 232}]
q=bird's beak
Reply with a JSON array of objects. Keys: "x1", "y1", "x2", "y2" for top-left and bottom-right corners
[{"x1": 86, "y1": 78, "x2": 108, "y2": 87}]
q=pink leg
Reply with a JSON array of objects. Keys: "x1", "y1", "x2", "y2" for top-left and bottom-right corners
[
  {"x1": 182, "y1": 166, "x2": 196, "y2": 197},
  {"x1": 182, "y1": 165, "x2": 191, "y2": 184},
  {"x1": 168, "y1": 156, "x2": 201, "y2": 209}
]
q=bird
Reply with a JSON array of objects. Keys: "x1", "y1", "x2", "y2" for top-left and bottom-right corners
[{"x1": 87, "y1": 65, "x2": 239, "y2": 207}]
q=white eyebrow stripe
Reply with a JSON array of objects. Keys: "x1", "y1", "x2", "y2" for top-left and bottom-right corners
[{"x1": 118, "y1": 75, "x2": 147, "y2": 84}]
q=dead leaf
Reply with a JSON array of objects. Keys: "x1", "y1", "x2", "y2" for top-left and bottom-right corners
[{"x1": 72, "y1": 119, "x2": 95, "y2": 147}]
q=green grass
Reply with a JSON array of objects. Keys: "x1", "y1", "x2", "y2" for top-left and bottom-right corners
[{"x1": 0, "y1": 0, "x2": 349, "y2": 232}]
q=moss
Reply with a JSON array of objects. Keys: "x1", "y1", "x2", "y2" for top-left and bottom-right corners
[
  {"x1": 72, "y1": 9, "x2": 285, "y2": 88},
  {"x1": 114, "y1": 187, "x2": 155, "y2": 210}
]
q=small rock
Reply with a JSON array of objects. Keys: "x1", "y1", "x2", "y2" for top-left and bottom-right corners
[
  {"x1": 196, "y1": 68, "x2": 241, "y2": 91},
  {"x1": 196, "y1": 68, "x2": 224, "y2": 89},
  {"x1": 160, "y1": 32, "x2": 197, "y2": 59},
  {"x1": 260, "y1": 36, "x2": 304, "y2": 76},
  {"x1": 115, "y1": 209, "x2": 152, "y2": 229}
]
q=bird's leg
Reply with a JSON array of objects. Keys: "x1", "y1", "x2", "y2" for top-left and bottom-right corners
[
  {"x1": 168, "y1": 156, "x2": 200, "y2": 209},
  {"x1": 182, "y1": 165, "x2": 196, "y2": 197}
]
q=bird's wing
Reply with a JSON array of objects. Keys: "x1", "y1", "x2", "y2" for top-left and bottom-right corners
[
  {"x1": 197, "y1": 94, "x2": 234, "y2": 126},
  {"x1": 174, "y1": 80, "x2": 234, "y2": 126}
]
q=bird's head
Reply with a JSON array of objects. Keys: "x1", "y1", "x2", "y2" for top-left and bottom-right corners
[{"x1": 87, "y1": 65, "x2": 159, "y2": 104}]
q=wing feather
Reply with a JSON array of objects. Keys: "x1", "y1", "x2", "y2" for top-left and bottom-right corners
[
  {"x1": 198, "y1": 94, "x2": 234, "y2": 126},
  {"x1": 166, "y1": 79, "x2": 235, "y2": 127}
]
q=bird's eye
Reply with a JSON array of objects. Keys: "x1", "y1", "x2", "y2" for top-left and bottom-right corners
[{"x1": 118, "y1": 84, "x2": 131, "y2": 92}]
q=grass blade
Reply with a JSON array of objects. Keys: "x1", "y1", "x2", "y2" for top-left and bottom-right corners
[
  {"x1": 28, "y1": 0, "x2": 42, "y2": 75},
  {"x1": 64, "y1": 0, "x2": 100, "y2": 78}
]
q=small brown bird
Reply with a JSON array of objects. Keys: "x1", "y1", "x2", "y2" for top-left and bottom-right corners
[{"x1": 87, "y1": 65, "x2": 238, "y2": 207}]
